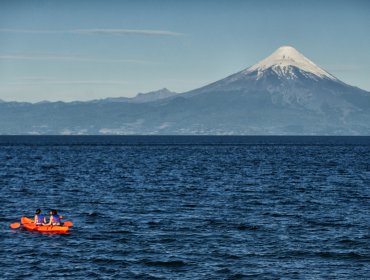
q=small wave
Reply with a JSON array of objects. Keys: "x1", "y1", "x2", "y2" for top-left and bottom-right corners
[
  {"x1": 216, "y1": 268, "x2": 231, "y2": 274},
  {"x1": 33, "y1": 178, "x2": 46, "y2": 182},
  {"x1": 306, "y1": 219, "x2": 351, "y2": 227},
  {"x1": 147, "y1": 221, "x2": 161, "y2": 227},
  {"x1": 287, "y1": 250, "x2": 369, "y2": 260},
  {"x1": 159, "y1": 237, "x2": 176, "y2": 243},
  {"x1": 226, "y1": 254, "x2": 242, "y2": 260},
  {"x1": 227, "y1": 273, "x2": 246, "y2": 279},
  {"x1": 236, "y1": 224, "x2": 259, "y2": 231},
  {"x1": 129, "y1": 273, "x2": 163, "y2": 280},
  {"x1": 144, "y1": 259, "x2": 187, "y2": 268},
  {"x1": 106, "y1": 229, "x2": 132, "y2": 234},
  {"x1": 183, "y1": 203, "x2": 197, "y2": 208},
  {"x1": 206, "y1": 219, "x2": 225, "y2": 226},
  {"x1": 338, "y1": 238, "x2": 362, "y2": 245},
  {"x1": 317, "y1": 251, "x2": 370, "y2": 260},
  {"x1": 41, "y1": 164, "x2": 58, "y2": 170},
  {"x1": 92, "y1": 257, "x2": 129, "y2": 266},
  {"x1": 87, "y1": 211, "x2": 98, "y2": 216}
]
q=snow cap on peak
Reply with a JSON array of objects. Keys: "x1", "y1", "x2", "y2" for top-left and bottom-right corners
[
  {"x1": 275, "y1": 45, "x2": 299, "y2": 52},
  {"x1": 273, "y1": 46, "x2": 305, "y2": 59},
  {"x1": 246, "y1": 45, "x2": 336, "y2": 80}
]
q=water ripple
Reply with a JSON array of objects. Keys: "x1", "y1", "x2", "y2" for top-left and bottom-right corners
[{"x1": 1, "y1": 136, "x2": 370, "y2": 279}]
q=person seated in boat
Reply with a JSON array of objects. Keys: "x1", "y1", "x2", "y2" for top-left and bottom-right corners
[
  {"x1": 45, "y1": 209, "x2": 62, "y2": 226},
  {"x1": 34, "y1": 209, "x2": 46, "y2": 225}
]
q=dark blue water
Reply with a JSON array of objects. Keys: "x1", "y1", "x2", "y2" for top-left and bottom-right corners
[{"x1": 1, "y1": 136, "x2": 369, "y2": 279}]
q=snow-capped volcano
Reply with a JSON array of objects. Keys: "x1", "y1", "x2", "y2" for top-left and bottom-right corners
[
  {"x1": 244, "y1": 46, "x2": 337, "y2": 81},
  {"x1": 172, "y1": 45, "x2": 370, "y2": 134},
  {"x1": 188, "y1": 45, "x2": 344, "y2": 95}
]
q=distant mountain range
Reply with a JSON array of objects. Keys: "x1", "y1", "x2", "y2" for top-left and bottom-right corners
[
  {"x1": 1, "y1": 46, "x2": 370, "y2": 135},
  {"x1": 95, "y1": 88, "x2": 178, "y2": 104}
]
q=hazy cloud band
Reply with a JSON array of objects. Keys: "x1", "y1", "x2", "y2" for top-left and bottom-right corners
[
  {"x1": 0, "y1": 28, "x2": 182, "y2": 36},
  {"x1": 0, "y1": 53, "x2": 151, "y2": 64},
  {"x1": 71, "y1": 29, "x2": 182, "y2": 36}
]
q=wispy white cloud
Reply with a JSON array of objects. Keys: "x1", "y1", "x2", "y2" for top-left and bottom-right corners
[
  {"x1": 0, "y1": 29, "x2": 60, "y2": 34},
  {"x1": 71, "y1": 28, "x2": 182, "y2": 36},
  {"x1": 40, "y1": 80, "x2": 128, "y2": 85},
  {"x1": 0, "y1": 53, "x2": 78, "y2": 60},
  {"x1": 6, "y1": 79, "x2": 128, "y2": 86},
  {"x1": 0, "y1": 28, "x2": 182, "y2": 36},
  {"x1": 0, "y1": 53, "x2": 151, "y2": 64}
]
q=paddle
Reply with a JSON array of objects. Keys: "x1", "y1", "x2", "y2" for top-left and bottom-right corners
[
  {"x1": 10, "y1": 222, "x2": 21, "y2": 229},
  {"x1": 9, "y1": 221, "x2": 36, "y2": 229}
]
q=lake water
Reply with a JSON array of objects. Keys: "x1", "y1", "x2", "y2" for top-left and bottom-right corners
[{"x1": 1, "y1": 136, "x2": 369, "y2": 279}]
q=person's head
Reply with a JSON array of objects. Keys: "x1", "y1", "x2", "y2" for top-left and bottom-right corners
[
  {"x1": 50, "y1": 209, "x2": 57, "y2": 215},
  {"x1": 35, "y1": 209, "x2": 41, "y2": 214}
]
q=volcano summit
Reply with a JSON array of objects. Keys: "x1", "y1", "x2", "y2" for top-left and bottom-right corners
[{"x1": 1, "y1": 46, "x2": 370, "y2": 135}]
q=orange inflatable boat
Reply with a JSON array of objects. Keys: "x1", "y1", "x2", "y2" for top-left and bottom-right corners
[{"x1": 21, "y1": 216, "x2": 70, "y2": 234}]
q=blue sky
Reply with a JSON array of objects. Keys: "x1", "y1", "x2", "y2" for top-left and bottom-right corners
[{"x1": 1, "y1": 0, "x2": 369, "y2": 102}]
